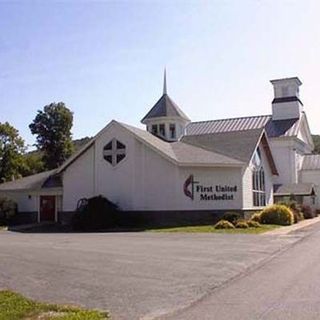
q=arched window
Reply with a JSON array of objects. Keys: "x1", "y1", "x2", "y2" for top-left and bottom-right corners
[{"x1": 252, "y1": 148, "x2": 266, "y2": 207}]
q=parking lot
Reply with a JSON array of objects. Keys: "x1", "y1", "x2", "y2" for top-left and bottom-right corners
[{"x1": 0, "y1": 231, "x2": 300, "y2": 319}]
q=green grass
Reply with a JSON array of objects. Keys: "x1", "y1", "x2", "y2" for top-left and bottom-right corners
[
  {"x1": 150, "y1": 224, "x2": 279, "y2": 234},
  {"x1": 0, "y1": 290, "x2": 110, "y2": 320}
]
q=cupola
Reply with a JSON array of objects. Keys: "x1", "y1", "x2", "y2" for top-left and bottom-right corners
[
  {"x1": 141, "y1": 70, "x2": 190, "y2": 142},
  {"x1": 271, "y1": 77, "x2": 303, "y2": 120}
]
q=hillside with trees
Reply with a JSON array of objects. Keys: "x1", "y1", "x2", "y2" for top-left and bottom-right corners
[{"x1": 312, "y1": 135, "x2": 320, "y2": 154}]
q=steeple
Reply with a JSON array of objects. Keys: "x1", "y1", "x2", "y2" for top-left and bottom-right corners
[
  {"x1": 163, "y1": 68, "x2": 167, "y2": 95},
  {"x1": 141, "y1": 70, "x2": 190, "y2": 142}
]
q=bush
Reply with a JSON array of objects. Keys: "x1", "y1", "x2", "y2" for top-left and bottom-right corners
[
  {"x1": 278, "y1": 200, "x2": 303, "y2": 223},
  {"x1": 235, "y1": 221, "x2": 249, "y2": 229},
  {"x1": 247, "y1": 220, "x2": 261, "y2": 228},
  {"x1": 222, "y1": 212, "x2": 242, "y2": 224},
  {"x1": 259, "y1": 204, "x2": 294, "y2": 226},
  {"x1": 301, "y1": 205, "x2": 315, "y2": 219},
  {"x1": 250, "y1": 212, "x2": 261, "y2": 223},
  {"x1": 72, "y1": 195, "x2": 119, "y2": 231},
  {"x1": 214, "y1": 220, "x2": 235, "y2": 229},
  {"x1": 0, "y1": 197, "x2": 17, "y2": 225},
  {"x1": 315, "y1": 209, "x2": 320, "y2": 216}
]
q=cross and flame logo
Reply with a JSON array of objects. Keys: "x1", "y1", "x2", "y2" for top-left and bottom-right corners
[{"x1": 183, "y1": 174, "x2": 199, "y2": 200}]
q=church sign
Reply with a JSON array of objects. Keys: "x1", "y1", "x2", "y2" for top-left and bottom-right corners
[{"x1": 183, "y1": 174, "x2": 238, "y2": 201}]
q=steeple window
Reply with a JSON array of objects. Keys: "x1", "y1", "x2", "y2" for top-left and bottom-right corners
[
  {"x1": 169, "y1": 124, "x2": 176, "y2": 139},
  {"x1": 159, "y1": 124, "x2": 165, "y2": 137}
]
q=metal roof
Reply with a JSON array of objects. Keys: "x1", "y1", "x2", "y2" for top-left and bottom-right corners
[
  {"x1": 274, "y1": 183, "x2": 315, "y2": 196},
  {"x1": 141, "y1": 94, "x2": 190, "y2": 123},
  {"x1": 302, "y1": 155, "x2": 320, "y2": 170},
  {"x1": 186, "y1": 114, "x2": 301, "y2": 138},
  {"x1": 181, "y1": 128, "x2": 278, "y2": 175}
]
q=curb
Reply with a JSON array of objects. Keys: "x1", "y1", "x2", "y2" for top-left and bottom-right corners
[{"x1": 264, "y1": 215, "x2": 320, "y2": 235}]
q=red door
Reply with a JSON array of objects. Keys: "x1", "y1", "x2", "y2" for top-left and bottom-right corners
[{"x1": 40, "y1": 196, "x2": 56, "y2": 222}]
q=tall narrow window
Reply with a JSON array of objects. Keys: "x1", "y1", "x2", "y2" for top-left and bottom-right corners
[
  {"x1": 252, "y1": 148, "x2": 266, "y2": 207},
  {"x1": 151, "y1": 125, "x2": 158, "y2": 135},
  {"x1": 159, "y1": 124, "x2": 165, "y2": 137},
  {"x1": 169, "y1": 124, "x2": 176, "y2": 139}
]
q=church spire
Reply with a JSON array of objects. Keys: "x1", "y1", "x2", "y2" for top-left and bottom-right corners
[{"x1": 163, "y1": 68, "x2": 167, "y2": 95}]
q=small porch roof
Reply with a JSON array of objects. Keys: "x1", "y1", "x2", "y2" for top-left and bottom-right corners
[
  {"x1": 274, "y1": 183, "x2": 316, "y2": 196},
  {"x1": 0, "y1": 170, "x2": 62, "y2": 192}
]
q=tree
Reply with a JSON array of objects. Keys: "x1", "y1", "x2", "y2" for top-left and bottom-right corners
[
  {"x1": 29, "y1": 102, "x2": 74, "y2": 169},
  {"x1": 21, "y1": 151, "x2": 45, "y2": 176},
  {"x1": 0, "y1": 122, "x2": 26, "y2": 182}
]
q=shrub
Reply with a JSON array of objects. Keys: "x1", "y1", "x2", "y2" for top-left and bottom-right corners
[
  {"x1": 301, "y1": 205, "x2": 315, "y2": 219},
  {"x1": 247, "y1": 220, "x2": 261, "y2": 228},
  {"x1": 259, "y1": 204, "x2": 294, "y2": 226},
  {"x1": 222, "y1": 212, "x2": 242, "y2": 224},
  {"x1": 278, "y1": 200, "x2": 303, "y2": 223},
  {"x1": 235, "y1": 221, "x2": 249, "y2": 229},
  {"x1": 0, "y1": 197, "x2": 17, "y2": 225},
  {"x1": 214, "y1": 220, "x2": 235, "y2": 229},
  {"x1": 315, "y1": 209, "x2": 320, "y2": 216},
  {"x1": 250, "y1": 212, "x2": 261, "y2": 223},
  {"x1": 72, "y1": 195, "x2": 119, "y2": 231}
]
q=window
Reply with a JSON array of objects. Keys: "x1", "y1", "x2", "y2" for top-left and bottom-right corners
[
  {"x1": 152, "y1": 125, "x2": 158, "y2": 135},
  {"x1": 169, "y1": 124, "x2": 176, "y2": 139},
  {"x1": 103, "y1": 139, "x2": 126, "y2": 166},
  {"x1": 252, "y1": 148, "x2": 266, "y2": 207},
  {"x1": 159, "y1": 124, "x2": 165, "y2": 137}
]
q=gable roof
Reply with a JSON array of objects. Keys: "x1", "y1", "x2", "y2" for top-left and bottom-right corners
[
  {"x1": 141, "y1": 94, "x2": 190, "y2": 123},
  {"x1": 0, "y1": 169, "x2": 60, "y2": 192},
  {"x1": 181, "y1": 128, "x2": 278, "y2": 175},
  {"x1": 182, "y1": 128, "x2": 263, "y2": 163},
  {"x1": 119, "y1": 122, "x2": 243, "y2": 167},
  {"x1": 56, "y1": 120, "x2": 244, "y2": 174}
]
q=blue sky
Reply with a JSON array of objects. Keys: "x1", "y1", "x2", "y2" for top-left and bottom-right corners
[{"x1": 1, "y1": 1, "x2": 320, "y2": 149}]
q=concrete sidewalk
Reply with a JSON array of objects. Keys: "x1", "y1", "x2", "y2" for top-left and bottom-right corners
[{"x1": 264, "y1": 215, "x2": 320, "y2": 235}]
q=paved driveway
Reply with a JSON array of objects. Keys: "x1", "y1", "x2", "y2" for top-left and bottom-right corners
[{"x1": 0, "y1": 231, "x2": 301, "y2": 319}]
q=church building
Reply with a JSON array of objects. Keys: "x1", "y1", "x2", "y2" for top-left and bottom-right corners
[{"x1": 0, "y1": 75, "x2": 319, "y2": 224}]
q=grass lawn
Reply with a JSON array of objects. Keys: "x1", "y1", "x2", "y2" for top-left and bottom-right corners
[
  {"x1": 150, "y1": 224, "x2": 280, "y2": 234},
  {"x1": 0, "y1": 290, "x2": 110, "y2": 320}
]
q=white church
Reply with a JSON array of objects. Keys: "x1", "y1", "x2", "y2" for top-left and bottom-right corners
[{"x1": 0, "y1": 75, "x2": 319, "y2": 224}]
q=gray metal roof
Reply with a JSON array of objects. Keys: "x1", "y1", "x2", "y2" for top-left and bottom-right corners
[
  {"x1": 120, "y1": 122, "x2": 244, "y2": 166},
  {"x1": 0, "y1": 170, "x2": 60, "y2": 192},
  {"x1": 302, "y1": 155, "x2": 320, "y2": 170},
  {"x1": 141, "y1": 94, "x2": 190, "y2": 123},
  {"x1": 186, "y1": 114, "x2": 301, "y2": 138},
  {"x1": 181, "y1": 128, "x2": 264, "y2": 163},
  {"x1": 274, "y1": 183, "x2": 315, "y2": 196}
]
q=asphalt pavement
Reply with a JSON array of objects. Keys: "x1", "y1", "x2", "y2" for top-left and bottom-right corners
[
  {"x1": 0, "y1": 229, "x2": 309, "y2": 319},
  {"x1": 162, "y1": 223, "x2": 320, "y2": 320}
]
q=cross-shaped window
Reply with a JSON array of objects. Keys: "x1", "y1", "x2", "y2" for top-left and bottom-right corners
[{"x1": 103, "y1": 139, "x2": 126, "y2": 166}]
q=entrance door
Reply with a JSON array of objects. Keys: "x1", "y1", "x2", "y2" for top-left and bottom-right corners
[{"x1": 40, "y1": 196, "x2": 56, "y2": 222}]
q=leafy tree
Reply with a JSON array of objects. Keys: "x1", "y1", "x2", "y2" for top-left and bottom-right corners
[
  {"x1": 312, "y1": 135, "x2": 320, "y2": 154},
  {"x1": 29, "y1": 102, "x2": 74, "y2": 169},
  {"x1": 21, "y1": 152, "x2": 45, "y2": 176},
  {"x1": 0, "y1": 122, "x2": 26, "y2": 182}
]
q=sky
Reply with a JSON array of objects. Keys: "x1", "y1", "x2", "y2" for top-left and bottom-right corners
[{"x1": 1, "y1": 0, "x2": 320, "y2": 149}]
